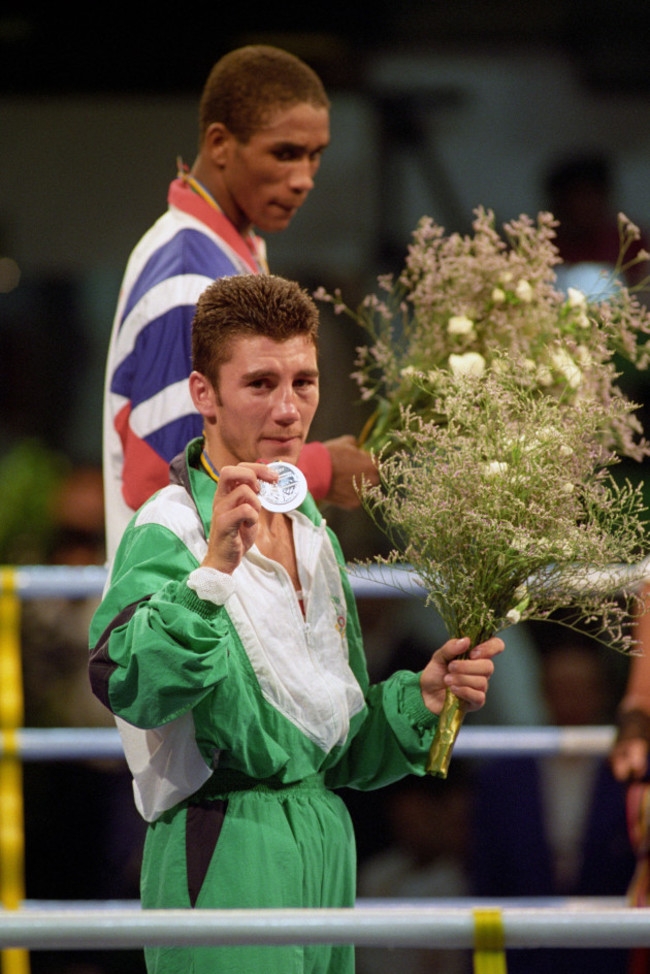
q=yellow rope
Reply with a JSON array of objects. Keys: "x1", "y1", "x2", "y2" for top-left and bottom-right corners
[
  {"x1": 0, "y1": 568, "x2": 29, "y2": 974},
  {"x1": 473, "y1": 908, "x2": 507, "y2": 974}
]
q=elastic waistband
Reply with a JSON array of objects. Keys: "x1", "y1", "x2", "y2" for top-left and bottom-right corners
[{"x1": 189, "y1": 769, "x2": 326, "y2": 802}]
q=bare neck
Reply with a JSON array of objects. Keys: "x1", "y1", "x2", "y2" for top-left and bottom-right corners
[{"x1": 189, "y1": 157, "x2": 250, "y2": 236}]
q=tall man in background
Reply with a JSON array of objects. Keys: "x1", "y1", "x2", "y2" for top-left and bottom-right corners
[{"x1": 103, "y1": 44, "x2": 376, "y2": 562}]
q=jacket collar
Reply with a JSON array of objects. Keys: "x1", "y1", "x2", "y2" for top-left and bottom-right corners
[{"x1": 169, "y1": 438, "x2": 214, "y2": 541}]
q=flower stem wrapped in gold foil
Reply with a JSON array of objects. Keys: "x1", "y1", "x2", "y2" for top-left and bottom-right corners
[{"x1": 426, "y1": 688, "x2": 468, "y2": 778}]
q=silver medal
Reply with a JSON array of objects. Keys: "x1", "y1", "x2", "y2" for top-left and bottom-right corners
[{"x1": 258, "y1": 461, "x2": 308, "y2": 513}]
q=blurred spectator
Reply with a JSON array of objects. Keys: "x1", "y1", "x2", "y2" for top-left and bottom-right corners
[
  {"x1": 356, "y1": 771, "x2": 473, "y2": 974},
  {"x1": 471, "y1": 631, "x2": 634, "y2": 974}
]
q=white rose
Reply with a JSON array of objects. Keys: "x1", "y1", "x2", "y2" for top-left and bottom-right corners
[
  {"x1": 567, "y1": 287, "x2": 587, "y2": 308},
  {"x1": 506, "y1": 608, "x2": 521, "y2": 625},
  {"x1": 483, "y1": 461, "x2": 508, "y2": 478},
  {"x1": 551, "y1": 348, "x2": 582, "y2": 388},
  {"x1": 449, "y1": 352, "x2": 486, "y2": 377},
  {"x1": 447, "y1": 314, "x2": 475, "y2": 335},
  {"x1": 515, "y1": 279, "x2": 533, "y2": 302}
]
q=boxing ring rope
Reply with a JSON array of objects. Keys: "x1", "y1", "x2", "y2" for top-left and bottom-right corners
[
  {"x1": 0, "y1": 564, "x2": 646, "y2": 969},
  {"x1": 0, "y1": 901, "x2": 648, "y2": 950},
  {"x1": 0, "y1": 724, "x2": 616, "y2": 762}
]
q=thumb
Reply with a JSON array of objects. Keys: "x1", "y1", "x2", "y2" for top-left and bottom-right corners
[{"x1": 437, "y1": 636, "x2": 470, "y2": 662}]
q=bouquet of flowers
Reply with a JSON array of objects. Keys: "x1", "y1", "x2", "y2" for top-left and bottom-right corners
[
  {"x1": 316, "y1": 208, "x2": 650, "y2": 776},
  {"x1": 317, "y1": 208, "x2": 650, "y2": 459}
]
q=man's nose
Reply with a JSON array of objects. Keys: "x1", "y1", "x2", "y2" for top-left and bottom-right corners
[
  {"x1": 273, "y1": 390, "x2": 300, "y2": 420},
  {"x1": 288, "y1": 160, "x2": 316, "y2": 194}
]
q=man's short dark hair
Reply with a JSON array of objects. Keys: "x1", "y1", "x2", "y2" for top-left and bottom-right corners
[
  {"x1": 199, "y1": 45, "x2": 329, "y2": 144},
  {"x1": 192, "y1": 274, "x2": 320, "y2": 384}
]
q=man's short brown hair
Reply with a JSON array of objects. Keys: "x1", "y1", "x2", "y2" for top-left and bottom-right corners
[
  {"x1": 192, "y1": 274, "x2": 320, "y2": 385},
  {"x1": 198, "y1": 45, "x2": 329, "y2": 143}
]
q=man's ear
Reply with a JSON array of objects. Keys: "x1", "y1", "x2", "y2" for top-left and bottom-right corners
[
  {"x1": 203, "y1": 122, "x2": 232, "y2": 168},
  {"x1": 189, "y1": 371, "x2": 218, "y2": 418}
]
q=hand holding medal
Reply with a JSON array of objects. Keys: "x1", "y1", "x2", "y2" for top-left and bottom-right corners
[{"x1": 257, "y1": 461, "x2": 307, "y2": 513}]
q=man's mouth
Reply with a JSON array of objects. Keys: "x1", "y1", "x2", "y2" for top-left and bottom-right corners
[
  {"x1": 263, "y1": 435, "x2": 300, "y2": 445},
  {"x1": 271, "y1": 201, "x2": 301, "y2": 217}
]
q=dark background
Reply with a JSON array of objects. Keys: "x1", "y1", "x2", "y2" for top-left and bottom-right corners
[{"x1": 4, "y1": 3, "x2": 650, "y2": 96}]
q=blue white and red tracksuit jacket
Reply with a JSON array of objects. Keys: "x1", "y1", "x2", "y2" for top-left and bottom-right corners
[{"x1": 102, "y1": 176, "x2": 332, "y2": 561}]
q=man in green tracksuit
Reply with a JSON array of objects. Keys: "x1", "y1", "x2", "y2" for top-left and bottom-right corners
[{"x1": 89, "y1": 272, "x2": 504, "y2": 974}]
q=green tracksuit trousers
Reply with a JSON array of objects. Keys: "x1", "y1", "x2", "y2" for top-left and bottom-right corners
[{"x1": 141, "y1": 773, "x2": 356, "y2": 974}]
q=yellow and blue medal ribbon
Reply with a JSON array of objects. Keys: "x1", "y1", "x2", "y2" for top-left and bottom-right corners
[{"x1": 200, "y1": 450, "x2": 220, "y2": 484}]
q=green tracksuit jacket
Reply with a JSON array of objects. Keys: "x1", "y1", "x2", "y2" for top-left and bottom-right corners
[{"x1": 89, "y1": 438, "x2": 440, "y2": 974}]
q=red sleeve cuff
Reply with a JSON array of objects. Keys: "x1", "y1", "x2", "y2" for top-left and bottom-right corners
[{"x1": 297, "y1": 441, "x2": 332, "y2": 501}]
